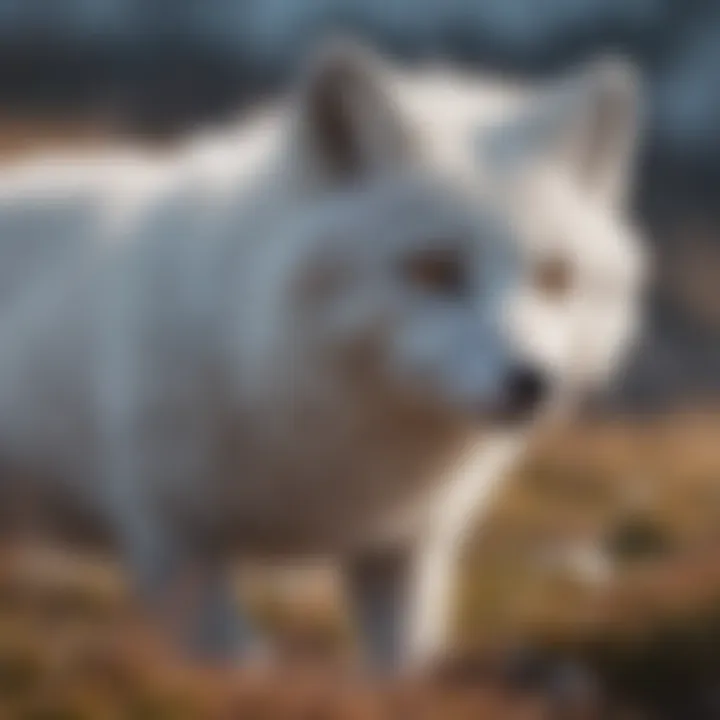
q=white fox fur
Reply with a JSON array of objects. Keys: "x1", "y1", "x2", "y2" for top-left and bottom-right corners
[{"x1": 0, "y1": 40, "x2": 646, "y2": 669}]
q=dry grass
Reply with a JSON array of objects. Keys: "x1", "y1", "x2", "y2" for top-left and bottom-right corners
[{"x1": 0, "y1": 415, "x2": 714, "y2": 717}]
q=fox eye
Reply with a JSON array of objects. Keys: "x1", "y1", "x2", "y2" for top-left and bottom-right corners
[
  {"x1": 403, "y1": 249, "x2": 468, "y2": 298},
  {"x1": 533, "y1": 255, "x2": 574, "y2": 299}
]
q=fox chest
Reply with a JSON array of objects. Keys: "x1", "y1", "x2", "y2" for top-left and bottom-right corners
[{"x1": 212, "y1": 411, "x2": 467, "y2": 554}]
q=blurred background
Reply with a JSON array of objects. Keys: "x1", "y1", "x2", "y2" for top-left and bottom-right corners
[{"x1": 0, "y1": 1, "x2": 719, "y2": 719}]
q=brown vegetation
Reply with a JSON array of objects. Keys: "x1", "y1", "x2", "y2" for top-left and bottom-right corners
[{"x1": 0, "y1": 415, "x2": 715, "y2": 717}]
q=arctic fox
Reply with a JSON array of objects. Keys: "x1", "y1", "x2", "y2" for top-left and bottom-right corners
[{"x1": 0, "y1": 40, "x2": 645, "y2": 670}]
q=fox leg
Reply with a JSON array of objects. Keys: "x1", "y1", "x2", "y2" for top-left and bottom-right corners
[
  {"x1": 99, "y1": 416, "x2": 258, "y2": 664},
  {"x1": 405, "y1": 436, "x2": 524, "y2": 669},
  {"x1": 344, "y1": 548, "x2": 412, "y2": 672},
  {"x1": 113, "y1": 508, "x2": 260, "y2": 664},
  {"x1": 104, "y1": 473, "x2": 259, "y2": 664},
  {"x1": 404, "y1": 533, "x2": 458, "y2": 669},
  {"x1": 344, "y1": 541, "x2": 459, "y2": 674},
  {"x1": 181, "y1": 561, "x2": 260, "y2": 664}
]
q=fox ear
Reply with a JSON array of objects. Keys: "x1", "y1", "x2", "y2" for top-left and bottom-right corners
[
  {"x1": 293, "y1": 38, "x2": 411, "y2": 185},
  {"x1": 483, "y1": 57, "x2": 642, "y2": 209}
]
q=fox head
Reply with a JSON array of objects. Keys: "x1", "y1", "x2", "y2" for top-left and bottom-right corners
[{"x1": 275, "y1": 40, "x2": 647, "y2": 429}]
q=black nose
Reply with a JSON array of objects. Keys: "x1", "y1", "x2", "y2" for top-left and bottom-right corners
[{"x1": 504, "y1": 365, "x2": 547, "y2": 419}]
